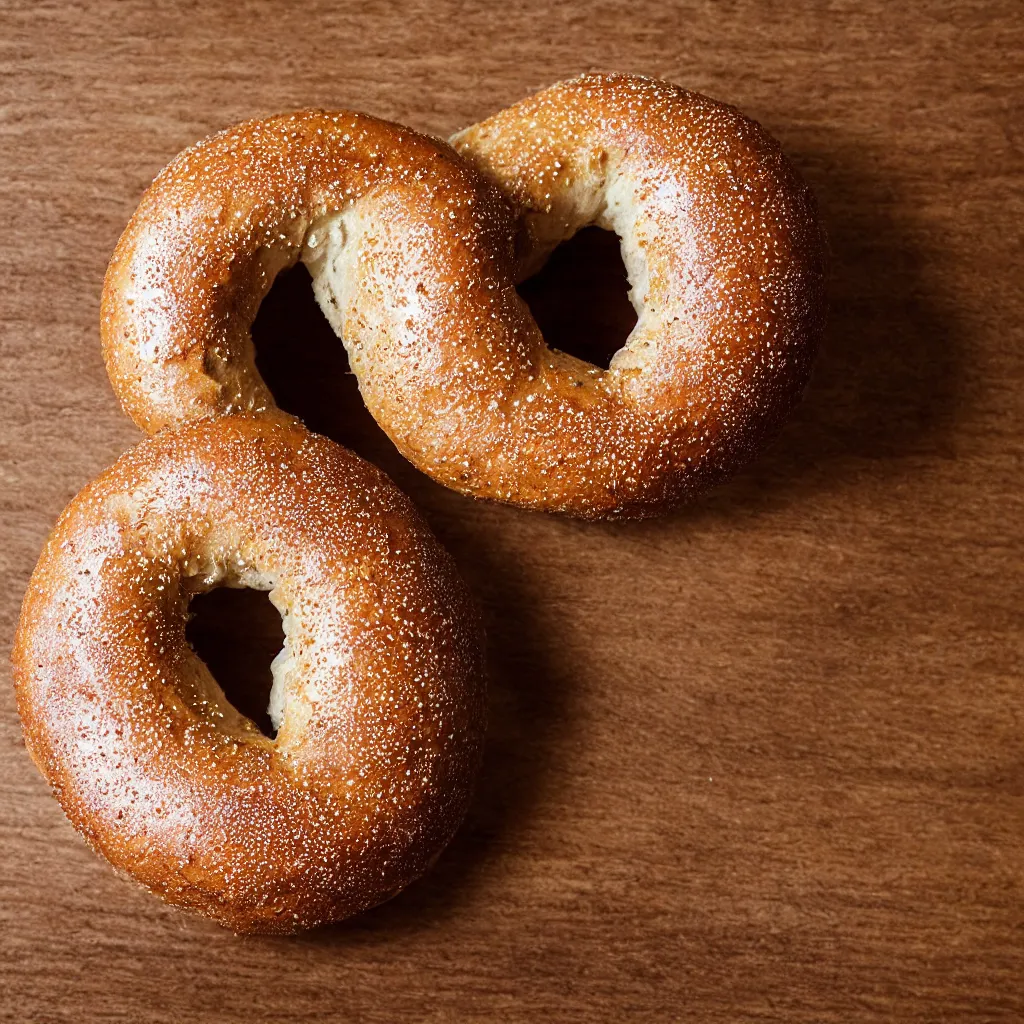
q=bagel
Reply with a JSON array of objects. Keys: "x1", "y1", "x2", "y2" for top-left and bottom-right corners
[
  {"x1": 100, "y1": 108, "x2": 509, "y2": 434},
  {"x1": 102, "y1": 76, "x2": 826, "y2": 518},
  {"x1": 12, "y1": 416, "x2": 486, "y2": 934},
  {"x1": 436, "y1": 72, "x2": 827, "y2": 516},
  {"x1": 331, "y1": 74, "x2": 826, "y2": 516}
]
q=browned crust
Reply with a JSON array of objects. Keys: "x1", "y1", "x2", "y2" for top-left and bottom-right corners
[
  {"x1": 100, "y1": 108, "x2": 497, "y2": 434},
  {"x1": 101, "y1": 77, "x2": 826, "y2": 519},
  {"x1": 432, "y1": 72, "x2": 829, "y2": 517},
  {"x1": 12, "y1": 417, "x2": 486, "y2": 934}
]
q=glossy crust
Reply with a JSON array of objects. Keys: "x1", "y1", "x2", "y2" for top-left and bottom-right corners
[
  {"x1": 100, "y1": 108, "x2": 508, "y2": 434},
  {"x1": 11, "y1": 417, "x2": 486, "y2": 934},
  {"x1": 101, "y1": 76, "x2": 826, "y2": 518},
  {"x1": 437, "y1": 73, "x2": 827, "y2": 516}
]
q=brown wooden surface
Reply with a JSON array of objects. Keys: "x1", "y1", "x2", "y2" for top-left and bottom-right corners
[{"x1": 2, "y1": 2, "x2": 1022, "y2": 1020}]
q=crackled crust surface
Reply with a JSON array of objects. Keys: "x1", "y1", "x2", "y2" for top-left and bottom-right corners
[{"x1": 438, "y1": 72, "x2": 828, "y2": 516}]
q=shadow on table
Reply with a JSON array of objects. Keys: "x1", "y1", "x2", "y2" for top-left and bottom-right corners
[
  {"x1": 217, "y1": 133, "x2": 965, "y2": 939},
  {"x1": 670, "y1": 135, "x2": 965, "y2": 524}
]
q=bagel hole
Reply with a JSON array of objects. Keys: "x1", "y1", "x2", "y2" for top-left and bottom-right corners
[
  {"x1": 251, "y1": 261, "x2": 357, "y2": 434},
  {"x1": 185, "y1": 587, "x2": 284, "y2": 739},
  {"x1": 516, "y1": 226, "x2": 637, "y2": 370}
]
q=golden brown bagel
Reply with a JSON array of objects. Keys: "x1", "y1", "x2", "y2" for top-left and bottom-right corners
[
  {"x1": 317, "y1": 73, "x2": 826, "y2": 518},
  {"x1": 100, "y1": 108, "x2": 510, "y2": 434},
  {"x1": 12, "y1": 416, "x2": 486, "y2": 934},
  {"x1": 102, "y1": 78, "x2": 825, "y2": 518}
]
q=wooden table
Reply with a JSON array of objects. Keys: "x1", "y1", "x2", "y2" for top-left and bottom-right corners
[{"x1": 2, "y1": 2, "x2": 1021, "y2": 1020}]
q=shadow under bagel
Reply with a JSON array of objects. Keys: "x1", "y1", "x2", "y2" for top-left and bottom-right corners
[{"x1": 656, "y1": 134, "x2": 966, "y2": 529}]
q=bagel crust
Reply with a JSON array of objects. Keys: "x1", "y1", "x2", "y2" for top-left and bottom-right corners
[
  {"x1": 433, "y1": 73, "x2": 827, "y2": 516},
  {"x1": 346, "y1": 73, "x2": 825, "y2": 516},
  {"x1": 102, "y1": 76, "x2": 826, "y2": 518},
  {"x1": 100, "y1": 108, "x2": 510, "y2": 435},
  {"x1": 12, "y1": 417, "x2": 486, "y2": 934}
]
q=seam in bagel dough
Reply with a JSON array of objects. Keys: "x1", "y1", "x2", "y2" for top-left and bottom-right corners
[
  {"x1": 303, "y1": 207, "x2": 357, "y2": 351},
  {"x1": 596, "y1": 165, "x2": 657, "y2": 376},
  {"x1": 267, "y1": 590, "x2": 296, "y2": 734},
  {"x1": 459, "y1": 148, "x2": 660, "y2": 380}
]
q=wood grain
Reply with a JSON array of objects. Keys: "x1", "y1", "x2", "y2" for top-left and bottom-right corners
[{"x1": 1, "y1": 1, "x2": 1022, "y2": 1020}]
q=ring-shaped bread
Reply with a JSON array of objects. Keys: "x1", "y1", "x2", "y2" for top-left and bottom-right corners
[
  {"x1": 102, "y1": 77, "x2": 826, "y2": 518},
  {"x1": 12, "y1": 416, "x2": 486, "y2": 934},
  {"x1": 436, "y1": 72, "x2": 827, "y2": 516},
  {"x1": 100, "y1": 108, "x2": 506, "y2": 435}
]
